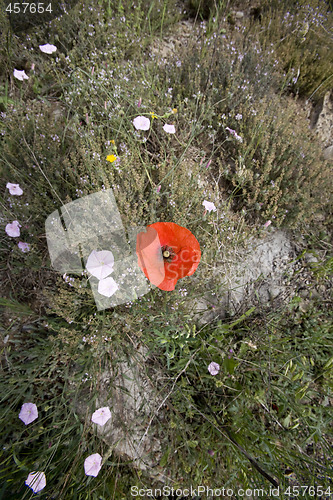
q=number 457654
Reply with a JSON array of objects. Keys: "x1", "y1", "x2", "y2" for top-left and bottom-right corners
[
  {"x1": 6, "y1": 3, "x2": 53, "y2": 14},
  {"x1": 284, "y1": 486, "x2": 332, "y2": 497}
]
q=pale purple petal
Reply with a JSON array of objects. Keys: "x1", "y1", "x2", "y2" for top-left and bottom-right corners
[
  {"x1": 25, "y1": 471, "x2": 46, "y2": 493},
  {"x1": 39, "y1": 43, "x2": 57, "y2": 54},
  {"x1": 18, "y1": 241, "x2": 30, "y2": 253},
  {"x1": 91, "y1": 406, "x2": 111, "y2": 426},
  {"x1": 13, "y1": 69, "x2": 29, "y2": 81},
  {"x1": 5, "y1": 221, "x2": 21, "y2": 237},
  {"x1": 226, "y1": 127, "x2": 235, "y2": 135},
  {"x1": 264, "y1": 220, "x2": 272, "y2": 228},
  {"x1": 133, "y1": 116, "x2": 150, "y2": 131},
  {"x1": 19, "y1": 403, "x2": 38, "y2": 425},
  {"x1": 6, "y1": 183, "x2": 23, "y2": 196},
  {"x1": 202, "y1": 200, "x2": 217, "y2": 212},
  {"x1": 84, "y1": 453, "x2": 102, "y2": 477},
  {"x1": 163, "y1": 123, "x2": 176, "y2": 134},
  {"x1": 86, "y1": 250, "x2": 115, "y2": 280},
  {"x1": 208, "y1": 362, "x2": 220, "y2": 376},
  {"x1": 226, "y1": 127, "x2": 243, "y2": 143},
  {"x1": 98, "y1": 277, "x2": 118, "y2": 297}
]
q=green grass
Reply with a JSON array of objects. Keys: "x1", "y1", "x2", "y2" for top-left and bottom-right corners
[{"x1": 0, "y1": 0, "x2": 332, "y2": 498}]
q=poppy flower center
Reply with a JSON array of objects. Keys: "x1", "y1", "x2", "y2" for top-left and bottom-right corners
[{"x1": 161, "y1": 245, "x2": 175, "y2": 262}]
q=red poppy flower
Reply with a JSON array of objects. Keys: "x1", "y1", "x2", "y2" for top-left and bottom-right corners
[{"x1": 136, "y1": 222, "x2": 201, "y2": 291}]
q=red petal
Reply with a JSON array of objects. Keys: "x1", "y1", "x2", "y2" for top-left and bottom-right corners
[
  {"x1": 136, "y1": 222, "x2": 201, "y2": 291},
  {"x1": 136, "y1": 226, "x2": 165, "y2": 287}
]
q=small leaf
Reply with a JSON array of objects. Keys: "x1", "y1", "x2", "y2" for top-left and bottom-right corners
[
  {"x1": 323, "y1": 357, "x2": 333, "y2": 370},
  {"x1": 229, "y1": 306, "x2": 256, "y2": 328},
  {"x1": 283, "y1": 414, "x2": 292, "y2": 428},
  {"x1": 159, "y1": 447, "x2": 171, "y2": 467},
  {"x1": 223, "y1": 357, "x2": 238, "y2": 375}
]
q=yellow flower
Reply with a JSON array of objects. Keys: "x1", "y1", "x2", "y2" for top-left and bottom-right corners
[
  {"x1": 150, "y1": 112, "x2": 157, "y2": 119},
  {"x1": 110, "y1": 140, "x2": 115, "y2": 144},
  {"x1": 106, "y1": 155, "x2": 117, "y2": 163},
  {"x1": 172, "y1": 108, "x2": 177, "y2": 114}
]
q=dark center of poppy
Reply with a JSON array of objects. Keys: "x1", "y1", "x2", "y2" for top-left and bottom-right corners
[{"x1": 161, "y1": 245, "x2": 175, "y2": 262}]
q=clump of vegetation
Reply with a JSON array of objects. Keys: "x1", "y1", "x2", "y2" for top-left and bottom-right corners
[
  {"x1": 156, "y1": 298, "x2": 333, "y2": 488},
  {"x1": 187, "y1": 0, "x2": 216, "y2": 20},
  {"x1": 157, "y1": 13, "x2": 332, "y2": 228},
  {"x1": 257, "y1": 0, "x2": 333, "y2": 101},
  {"x1": 219, "y1": 92, "x2": 332, "y2": 227}
]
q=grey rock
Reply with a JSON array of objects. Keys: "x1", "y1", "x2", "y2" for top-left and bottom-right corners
[
  {"x1": 323, "y1": 145, "x2": 333, "y2": 161},
  {"x1": 315, "y1": 90, "x2": 333, "y2": 147},
  {"x1": 310, "y1": 289, "x2": 321, "y2": 299},
  {"x1": 269, "y1": 285, "x2": 282, "y2": 300},
  {"x1": 299, "y1": 289, "x2": 309, "y2": 298},
  {"x1": 74, "y1": 345, "x2": 168, "y2": 483},
  {"x1": 304, "y1": 253, "x2": 318, "y2": 264},
  {"x1": 191, "y1": 229, "x2": 296, "y2": 325},
  {"x1": 235, "y1": 11, "x2": 244, "y2": 19}
]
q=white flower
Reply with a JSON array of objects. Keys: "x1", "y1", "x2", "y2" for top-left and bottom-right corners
[
  {"x1": 202, "y1": 200, "x2": 217, "y2": 212},
  {"x1": 163, "y1": 123, "x2": 176, "y2": 134},
  {"x1": 98, "y1": 277, "x2": 119, "y2": 297},
  {"x1": 6, "y1": 182, "x2": 23, "y2": 195},
  {"x1": 5, "y1": 220, "x2": 21, "y2": 237},
  {"x1": 91, "y1": 406, "x2": 111, "y2": 426},
  {"x1": 208, "y1": 362, "x2": 220, "y2": 376},
  {"x1": 19, "y1": 403, "x2": 38, "y2": 425},
  {"x1": 84, "y1": 453, "x2": 102, "y2": 477},
  {"x1": 133, "y1": 116, "x2": 150, "y2": 131},
  {"x1": 13, "y1": 69, "x2": 29, "y2": 81},
  {"x1": 39, "y1": 43, "x2": 57, "y2": 54},
  {"x1": 25, "y1": 471, "x2": 46, "y2": 493},
  {"x1": 86, "y1": 250, "x2": 115, "y2": 280},
  {"x1": 18, "y1": 241, "x2": 30, "y2": 253}
]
